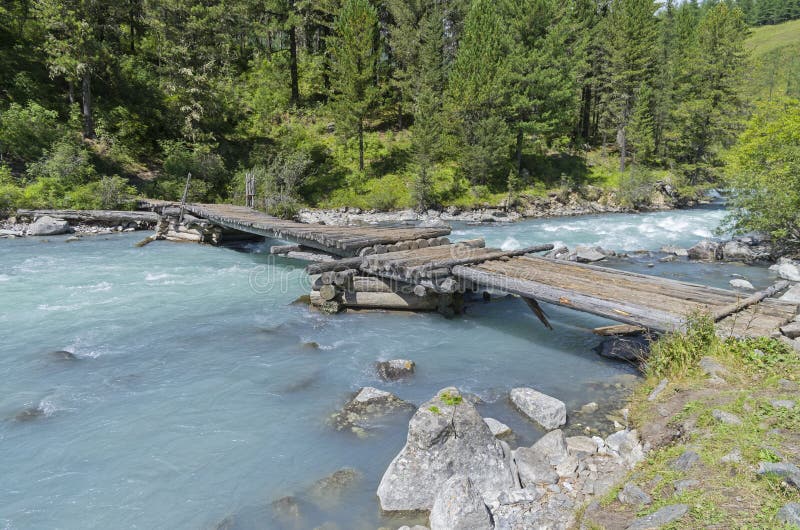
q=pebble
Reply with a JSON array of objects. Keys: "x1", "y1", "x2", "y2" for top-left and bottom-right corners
[
  {"x1": 712, "y1": 409, "x2": 743, "y2": 425},
  {"x1": 771, "y1": 399, "x2": 795, "y2": 409}
]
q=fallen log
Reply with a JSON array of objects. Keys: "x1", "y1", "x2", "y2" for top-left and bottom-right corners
[
  {"x1": 16, "y1": 209, "x2": 158, "y2": 225},
  {"x1": 711, "y1": 280, "x2": 790, "y2": 322},
  {"x1": 340, "y1": 291, "x2": 439, "y2": 311},
  {"x1": 270, "y1": 244, "x2": 302, "y2": 255}
]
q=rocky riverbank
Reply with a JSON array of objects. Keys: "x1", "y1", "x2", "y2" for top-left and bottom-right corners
[
  {"x1": 0, "y1": 209, "x2": 157, "y2": 239},
  {"x1": 298, "y1": 183, "x2": 701, "y2": 227}
]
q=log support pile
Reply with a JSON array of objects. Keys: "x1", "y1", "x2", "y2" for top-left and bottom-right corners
[{"x1": 156, "y1": 213, "x2": 223, "y2": 245}]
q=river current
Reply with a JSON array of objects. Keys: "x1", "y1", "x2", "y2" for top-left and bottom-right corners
[{"x1": 0, "y1": 204, "x2": 779, "y2": 529}]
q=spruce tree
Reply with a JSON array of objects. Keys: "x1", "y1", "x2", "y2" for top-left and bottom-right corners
[{"x1": 328, "y1": 0, "x2": 382, "y2": 171}]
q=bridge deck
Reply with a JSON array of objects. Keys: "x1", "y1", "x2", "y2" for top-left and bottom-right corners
[{"x1": 141, "y1": 201, "x2": 451, "y2": 256}]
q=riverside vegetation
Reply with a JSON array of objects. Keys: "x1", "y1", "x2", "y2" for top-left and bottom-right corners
[{"x1": 0, "y1": 1, "x2": 798, "y2": 241}]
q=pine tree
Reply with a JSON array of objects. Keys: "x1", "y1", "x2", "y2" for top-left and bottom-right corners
[
  {"x1": 600, "y1": 0, "x2": 659, "y2": 171},
  {"x1": 328, "y1": 0, "x2": 382, "y2": 171}
]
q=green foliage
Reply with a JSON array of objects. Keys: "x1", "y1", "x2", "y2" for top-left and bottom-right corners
[
  {"x1": 439, "y1": 391, "x2": 463, "y2": 407},
  {"x1": 26, "y1": 136, "x2": 96, "y2": 186},
  {"x1": 160, "y1": 142, "x2": 228, "y2": 202},
  {"x1": 645, "y1": 313, "x2": 718, "y2": 379},
  {"x1": 724, "y1": 98, "x2": 800, "y2": 251},
  {"x1": 0, "y1": 102, "x2": 60, "y2": 161},
  {"x1": 428, "y1": 405, "x2": 441, "y2": 415}
]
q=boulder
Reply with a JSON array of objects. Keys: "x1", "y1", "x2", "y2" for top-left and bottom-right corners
[
  {"x1": 529, "y1": 429, "x2": 569, "y2": 465},
  {"x1": 779, "y1": 283, "x2": 800, "y2": 304},
  {"x1": 780, "y1": 321, "x2": 800, "y2": 339},
  {"x1": 712, "y1": 409, "x2": 742, "y2": 425},
  {"x1": 605, "y1": 430, "x2": 645, "y2": 468},
  {"x1": 376, "y1": 387, "x2": 517, "y2": 512},
  {"x1": 565, "y1": 436, "x2": 597, "y2": 458},
  {"x1": 27, "y1": 215, "x2": 70, "y2": 236},
  {"x1": 618, "y1": 482, "x2": 651, "y2": 506},
  {"x1": 770, "y1": 258, "x2": 800, "y2": 282},
  {"x1": 771, "y1": 399, "x2": 795, "y2": 409},
  {"x1": 722, "y1": 240, "x2": 756, "y2": 262},
  {"x1": 483, "y1": 417, "x2": 513, "y2": 438},
  {"x1": 376, "y1": 359, "x2": 416, "y2": 381},
  {"x1": 626, "y1": 504, "x2": 689, "y2": 530},
  {"x1": 596, "y1": 335, "x2": 650, "y2": 362},
  {"x1": 729, "y1": 278, "x2": 754, "y2": 290},
  {"x1": 330, "y1": 387, "x2": 413, "y2": 434},
  {"x1": 514, "y1": 446, "x2": 559, "y2": 486},
  {"x1": 660, "y1": 245, "x2": 688, "y2": 257},
  {"x1": 509, "y1": 387, "x2": 567, "y2": 430},
  {"x1": 777, "y1": 503, "x2": 800, "y2": 527},
  {"x1": 687, "y1": 240, "x2": 721, "y2": 261},
  {"x1": 669, "y1": 450, "x2": 700, "y2": 471},
  {"x1": 757, "y1": 462, "x2": 800, "y2": 489},
  {"x1": 429, "y1": 475, "x2": 492, "y2": 530},
  {"x1": 574, "y1": 246, "x2": 607, "y2": 263}
]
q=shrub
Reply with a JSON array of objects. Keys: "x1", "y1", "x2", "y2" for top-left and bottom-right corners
[
  {"x1": 645, "y1": 313, "x2": 718, "y2": 379},
  {"x1": 17, "y1": 177, "x2": 67, "y2": 209},
  {"x1": 65, "y1": 176, "x2": 137, "y2": 210},
  {"x1": 26, "y1": 136, "x2": 96, "y2": 186},
  {"x1": 161, "y1": 142, "x2": 228, "y2": 201},
  {"x1": 0, "y1": 101, "x2": 60, "y2": 161}
]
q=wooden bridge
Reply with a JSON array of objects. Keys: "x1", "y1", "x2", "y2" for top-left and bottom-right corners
[{"x1": 139, "y1": 200, "x2": 798, "y2": 337}]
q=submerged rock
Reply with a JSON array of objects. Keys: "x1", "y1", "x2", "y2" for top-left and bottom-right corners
[
  {"x1": 48, "y1": 350, "x2": 78, "y2": 361},
  {"x1": 14, "y1": 405, "x2": 48, "y2": 422},
  {"x1": 509, "y1": 387, "x2": 567, "y2": 430},
  {"x1": 329, "y1": 387, "x2": 413, "y2": 434},
  {"x1": 27, "y1": 216, "x2": 70, "y2": 236},
  {"x1": 307, "y1": 467, "x2": 361, "y2": 508},
  {"x1": 376, "y1": 387, "x2": 517, "y2": 512},
  {"x1": 429, "y1": 475, "x2": 492, "y2": 530},
  {"x1": 375, "y1": 359, "x2": 416, "y2": 381}
]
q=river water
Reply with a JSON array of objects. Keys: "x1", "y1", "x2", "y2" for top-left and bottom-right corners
[{"x1": 0, "y1": 204, "x2": 779, "y2": 529}]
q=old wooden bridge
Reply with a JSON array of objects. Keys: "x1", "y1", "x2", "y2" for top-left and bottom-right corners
[{"x1": 140, "y1": 200, "x2": 798, "y2": 338}]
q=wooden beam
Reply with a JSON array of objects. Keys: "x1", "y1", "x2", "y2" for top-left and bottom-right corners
[
  {"x1": 523, "y1": 297, "x2": 553, "y2": 330},
  {"x1": 711, "y1": 280, "x2": 790, "y2": 321}
]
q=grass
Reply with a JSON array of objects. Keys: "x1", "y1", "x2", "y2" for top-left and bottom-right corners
[
  {"x1": 745, "y1": 19, "x2": 800, "y2": 102},
  {"x1": 597, "y1": 321, "x2": 800, "y2": 529}
]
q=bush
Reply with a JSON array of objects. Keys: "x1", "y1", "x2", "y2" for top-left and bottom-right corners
[
  {"x1": 0, "y1": 101, "x2": 60, "y2": 161},
  {"x1": 17, "y1": 177, "x2": 67, "y2": 209},
  {"x1": 616, "y1": 166, "x2": 659, "y2": 209},
  {"x1": 161, "y1": 142, "x2": 228, "y2": 201},
  {"x1": 26, "y1": 136, "x2": 96, "y2": 186},
  {"x1": 65, "y1": 176, "x2": 137, "y2": 210},
  {"x1": 645, "y1": 313, "x2": 718, "y2": 379}
]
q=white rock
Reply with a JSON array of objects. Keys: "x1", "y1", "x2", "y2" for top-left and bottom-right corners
[
  {"x1": 780, "y1": 283, "x2": 800, "y2": 304},
  {"x1": 27, "y1": 216, "x2": 70, "y2": 236},
  {"x1": 771, "y1": 258, "x2": 800, "y2": 282},
  {"x1": 510, "y1": 387, "x2": 566, "y2": 430},
  {"x1": 729, "y1": 278, "x2": 754, "y2": 290},
  {"x1": 483, "y1": 417, "x2": 513, "y2": 438}
]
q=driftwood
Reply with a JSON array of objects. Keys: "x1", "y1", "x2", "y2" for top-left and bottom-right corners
[
  {"x1": 592, "y1": 324, "x2": 646, "y2": 336},
  {"x1": 16, "y1": 209, "x2": 158, "y2": 225},
  {"x1": 711, "y1": 281, "x2": 790, "y2": 321}
]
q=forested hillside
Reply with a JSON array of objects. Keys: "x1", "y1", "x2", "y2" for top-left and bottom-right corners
[{"x1": 0, "y1": 0, "x2": 783, "y2": 215}]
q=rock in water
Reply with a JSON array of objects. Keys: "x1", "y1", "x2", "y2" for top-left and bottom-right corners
[
  {"x1": 429, "y1": 475, "x2": 492, "y2": 530},
  {"x1": 596, "y1": 335, "x2": 650, "y2": 362},
  {"x1": 729, "y1": 278, "x2": 754, "y2": 290},
  {"x1": 376, "y1": 387, "x2": 517, "y2": 512},
  {"x1": 626, "y1": 504, "x2": 689, "y2": 530},
  {"x1": 329, "y1": 387, "x2": 413, "y2": 434},
  {"x1": 510, "y1": 387, "x2": 566, "y2": 430},
  {"x1": 307, "y1": 467, "x2": 362, "y2": 508},
  {"x1": 27, "y1": 216, "x2": 70, "y2": 236},
  {"x1": 574, "y1": 246, "x2": 607, "y2": 263},
  {"x1": 375, "y1": 359, "x2": 416, "y2": 381},
  {"x1": 687, "y1": 240, "x2": 721, "y2": 261},
  {"x1": 14, "y1": 406, "x2": 46, "y2": 422},
  {"x1": 770, "y1": 258, "x2": 800, "y2": 282},
  {"x1": 49, "y1": 350, "x2": 78, "y2": 361},
  {"x1": 722, "y1": 240, "x2": 756, "y2": 262}
]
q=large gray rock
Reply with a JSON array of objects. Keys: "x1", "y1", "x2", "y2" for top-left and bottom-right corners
[
  {"x1": 670, "y1": 450, "x2": 700, "y2": 471},
  {"x1": 626, "y1": 504, "x2": 689, "y2": 529},
  {"x1": 27, "y1": 215, "x2": 70, "y2": 236},
  {"x1": 618, "y1": 482, "x2": 652, "y2": 506},
  {"x1": 377, "y1": 387, "x2": 517, "y2": 512},
  {"x1": 514, "y1": 446, "x2": 559, "y2": 486},
  {"x1": 712, "y1": 409, "x2": 742, "y2": 425},
  {"x1": 781, "y1": 321, "x2": 800, "y2": 339},
  {"x1": 779, "y1": 283, "x2": 800, "y2": 304},
  {"x1": 429, "y1": 475, "x2": 492, "y2": 530},
  {"x1": 510, "y1": 387, "x2": 566, "y2": 430},
  {"x1": 574, "y1": 246, "x2": 607, "y2": 263},
  {"x1": 729, "y1": 278, "x2": 754, "y2": 290},
  {"x1": 565, "y1": 436, "x2": 597, "y2": 458},
  {"x1": 597, "y1": 335, "x2": 650, "y2": 362},
  {"x1": 530, "y1": 429, "x2": 569, "y2": 465},
  {"x1": 688, "y1": 240, "x2": 721, "y2": 261},
  {"x1": 376, "y1": 359, "x2": 416, "y2": 381},
  {"x1": 771, "y1": 258, "x2": 800, "y2": 282},
  {"x1": 777, "y1": 503, "x2": 800, "y2": 527},
  {"x1": 722, "y1": 240, "x2": 756, "y2": 262},
  {"x1": 757, "y1": 462, "x2": 800, "y2": 489},
  {"x1": 330, "y1": 387, "x2": 413, "y2": 434},
  {"x1": 483, "y1": 417, "x2": 513, "y2": 438}
]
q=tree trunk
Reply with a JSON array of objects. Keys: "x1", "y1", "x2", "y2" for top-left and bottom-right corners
[
  {"x1": 288, "y1": 1, "x2": 300, "y2": 106},
  {"x1": 618, "y1": 125, "x2": 626, "y2": 172},
  {"x1": 358, "y1": 118, "x2": 365, "y2": 171},
  {"x1": 81, "y1": 73, "x2": 95, "y2": 139},
  {"x1": 515, "y1": 127, "x2": 524, "y2": 178},
  {"x1": 67, "y1": 81, "x2": 75, "y2": 105}
]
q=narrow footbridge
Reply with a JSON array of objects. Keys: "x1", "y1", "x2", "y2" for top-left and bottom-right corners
[{"x1": 140, "y1": 200, "x2": 798, "y2": 336}]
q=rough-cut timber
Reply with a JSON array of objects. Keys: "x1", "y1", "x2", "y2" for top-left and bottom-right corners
[
  {"x1": 140, "y1": 200, "x2": 450, "y2": 256},
  {"x1": 452, "y1": 256, "x2": 797, "y2": 335}
]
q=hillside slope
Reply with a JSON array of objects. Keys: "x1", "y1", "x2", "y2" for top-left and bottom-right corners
[{"x1": 746, "y1": 19, "x2": 800, "y2": 101}]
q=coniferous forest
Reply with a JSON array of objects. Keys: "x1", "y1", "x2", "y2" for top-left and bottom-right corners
[{"x1": 0, "y1": 0, "x2": 797, "y2": 218}]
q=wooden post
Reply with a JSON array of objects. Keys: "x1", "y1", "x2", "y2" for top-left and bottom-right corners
[
  {"x1": 245, "y1": 171, "x2": 255, "y2": 208},
  {"x1": 178, "y1": 172, "x2": 192, "y2": 224}
]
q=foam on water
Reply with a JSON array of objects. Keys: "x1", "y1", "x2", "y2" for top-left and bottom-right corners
[{"x1": 0, "y1": 208, "x2": 779, "y2": 529}]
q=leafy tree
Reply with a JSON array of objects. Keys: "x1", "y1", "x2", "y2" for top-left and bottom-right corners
[
  {"x1": 328, "y1": 0, "x2": 382, "y2": 171},
  {"x1": 0, "y1": 101, "x2": 60, "y2": 161},
  {"x1": 725, "y1": 98, "x2": 800, "y2": 251}
]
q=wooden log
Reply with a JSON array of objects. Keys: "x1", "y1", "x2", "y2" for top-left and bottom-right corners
[
  {"x1": 285, "y1": 251, "x2": 335, "y2": 262},
  {"x1": 270, "y1": 244, "x2": 302, "y2": 255},
  {"x1": 16, "y1": 209, "x2": 158, "y2": 225},
  {"x1": 416, "y1": 244, "x2": 555, "y2": 277},
  {"x1": 321, "y1": 272, "x2": 335, "y2": 285},
  {"x1": 341, "y1": 291, "x2": 439, "y2": 311},
  {"x1": 456, "y1": 238, "x2": 486, "y2": 249},
  {"x1": 711, "y1": 281, "x2": 790, "y2": 322},
  {"x1": 413, "y1": 284, "x2": 428, "y2": 297},
  {"x1": 334, "y1": 269, "x2": 357, "y2": 286},
  {"x1": 523, "y1": 297, "x2": 553, "y2": 330},
  {"x1": 135, "y1": 234, "x2": 158, "y2": 247},
  {"x1": 351, "y1": 276, "x2": 396, "y2": 293},
  {"x1": 593, "y1": 324, "x2": 646, "y2": 336},
  {"x1": 306, "y1": 257, "x2": 364, "y2": 274},
  {"x1": 319, "y1": 284, "x2": 339, "y2": 301},
  {"x1": 452, "y1": 265, "x2": 684, "y2": 332}
]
